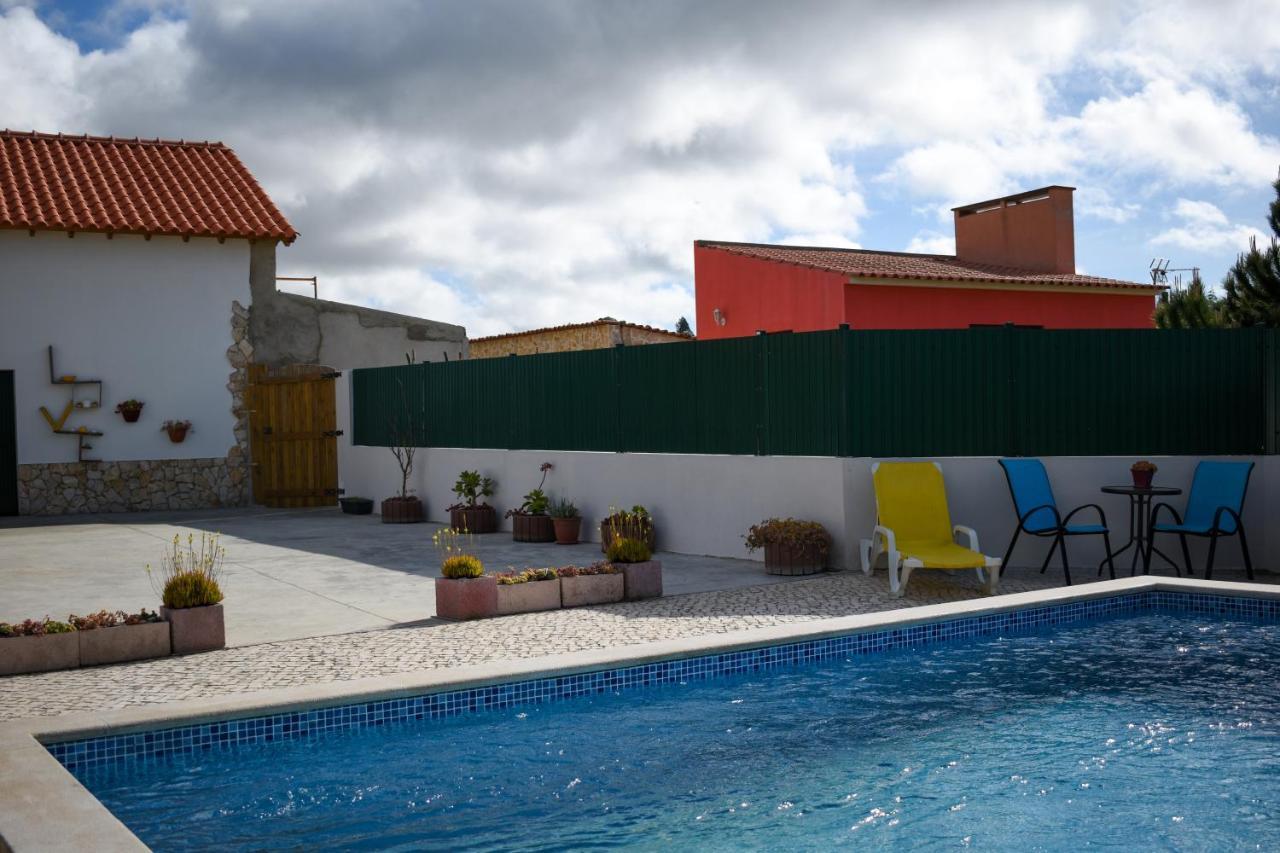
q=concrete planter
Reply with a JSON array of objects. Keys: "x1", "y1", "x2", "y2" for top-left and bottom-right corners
[
  {"x1": 763, "y1": 542, "x2": 827, "y2": 576},
  {"x1": 511, "y1": 513, "x2": 555, "y2": 543},
  {"x1": 450, "y1": 505, "x2": 498, "y2": 533},
  {"x1": 0, "y1": 632, "x2": 79, "y2": 676},
  {"x1": 161, "y1": 604, "x2": 226, "y2": 655},
  {"x1": 435, "y1": 576, "x2": 498, "y2": 620},
  {"x1": 496, "y1": 578, "x2": 561, "y2": 615},
  {"x1": 560, "y1": 573, "x2": 625, "y2": 607},
  {"x1": 79, "y1": 622, "x2": 171, "y2": 667},
  {"x1": 619, "y1": 560, "x2": 663, "y2": 601}
]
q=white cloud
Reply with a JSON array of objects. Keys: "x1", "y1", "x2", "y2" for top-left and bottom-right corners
[
  {"x1": 905, "y1": 233, "x2": 955, "y2": 255},
  {"x1": 1150, "y1": 198, "x2": 1268, "y2": 252}
]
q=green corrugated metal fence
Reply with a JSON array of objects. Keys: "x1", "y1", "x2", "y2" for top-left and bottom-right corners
[{"x1": 352, "y1": 327, "x2": 1280, "y2": 457}]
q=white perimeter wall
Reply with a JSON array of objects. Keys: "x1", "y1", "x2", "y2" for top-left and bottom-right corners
[
  {"x1": 1, "y1": 231, "x2": 249, "y2": 464},
  {"x1": 336, "y1": 377, "x2": 1277, "y2": 573}
]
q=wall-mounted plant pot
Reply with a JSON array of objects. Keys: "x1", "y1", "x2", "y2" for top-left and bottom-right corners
[
  {"x1": 165, "y1": 425, "x2": 189, "y2": 443},
  {"x1": 619, "y1": 559, "x2": 663, "y2": 601},
  {"x1": 381, "y1": 496, "x2": 424, "y2": 523},
  {"x1": 79, "y1": 622, "x2": 171, "y2": 667},
  {"x1": 340, "y1": 497, "x2": 375, "y2": 515},
  {"x1": 450, "y1": 505, "x2": 498, "y2": 534},
  {"x1": 435, "y1": 575, "x2": 498, "y2": 620},
  {"x1": 763, "y1": 542, "x2": 827, "y2": 576},
  {"x1": 512, "y1": 513, "x2": 555, "y2": 542},
  {"x1": 600, "y1": 518, "x2": 657, "y2": 554},
  {"x1": 120, "y1": 408, "x2": 143, "y2": 423},
  {"x1": 560, "y1": 573, "x2": 624, "y2": 607},
  {"x1": 496, "y1": 578, "x2": 561, "y2": 615},
  {"x1": 0, "y1": 631, "x2": 80, "y2": 676},
  {"x1": 553, "y1": 517, "x2": 582, "y2": 545},
  {"x1": 161, "y1": 603, "x2": 225, "y2": 655}
]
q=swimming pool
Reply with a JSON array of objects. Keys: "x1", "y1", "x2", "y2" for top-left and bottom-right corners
[{"x1": 45, "y1": 588, "x2": 1280, "y2": 851}]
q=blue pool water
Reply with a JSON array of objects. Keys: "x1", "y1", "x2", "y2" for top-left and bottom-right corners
[{"x1": 71, "y1": 611, "x2": 1280, "y2": 850}]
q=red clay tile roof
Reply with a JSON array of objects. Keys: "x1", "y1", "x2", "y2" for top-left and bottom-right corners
[
  {"x1": 0, "y1": 130, "x2": 297, "y2": 244},
  {"x1": 697, "y1": 240, "x2": 1158, "y2": 290},
  {"x1": 470, "y1": 317, "x2": 692, "y2": 343}
]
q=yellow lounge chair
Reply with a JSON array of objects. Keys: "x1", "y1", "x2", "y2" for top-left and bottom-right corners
[{"x1": 859, "y1": 461, "x2": 1001, "y2": 598}]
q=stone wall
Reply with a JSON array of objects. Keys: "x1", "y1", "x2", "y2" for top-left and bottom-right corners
[
  {"x1": 469, "y1": 318, "x2": 690, "y2": 358},
  {"x1": 17, "y1": 300, "x2": 252, "y2": 515}
]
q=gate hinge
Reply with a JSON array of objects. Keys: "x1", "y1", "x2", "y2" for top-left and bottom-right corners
[
  {"x1": 323, "y1": 429, "x2": 344, "y2": 438},
  {"x1": 321, "y1": 370, "x2": 342, "y2": 379},
  {"x1": 324, "y1": 487, "x2": 344, "y2": 496}
]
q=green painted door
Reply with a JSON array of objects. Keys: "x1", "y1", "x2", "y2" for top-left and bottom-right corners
[{"x1": 0, "y1": 371, "x2": 16, "y2": 515}]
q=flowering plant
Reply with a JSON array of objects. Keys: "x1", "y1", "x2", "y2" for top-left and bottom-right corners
[
  {"x1": 114, "y1": 399, "x2": 144, "y2": 413},
  {"x1": 506, "y1": 462, "x2": 553, "y2": 517}
]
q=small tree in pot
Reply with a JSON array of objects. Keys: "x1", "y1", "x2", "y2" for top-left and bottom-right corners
[
  {"x1": 449, "y1": 470, "x2": 498, "y2": 533},
  {"x1": 382, "y1": 357, "x2": 424, "y2": 523},
  {"x1": 550, "y1": 498, "x2": 582, "y2": 544},
  {"x1": 506, "y1": 462, "x2": 554, "y2": 542},
  {"x1": 745, "y1": 518, "x2": 831, "y2": 576}
]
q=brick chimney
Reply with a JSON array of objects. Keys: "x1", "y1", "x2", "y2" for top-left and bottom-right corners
[{"x1": 952, "y1": 186, "x2": 1075, "y2": 274}]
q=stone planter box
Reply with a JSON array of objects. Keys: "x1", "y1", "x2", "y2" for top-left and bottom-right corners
[
  {"x1": 79, "y1": 622, "x2": 171, "y2": 667},
  {"x1": 600, "y1": 517, "x2": 656, "y2": 554},
  {"x1": 619, "y1": 560, "x2": 663, "y2": 601},
  {"x1": 450, "y1": 505, "x2": 498, "y2": 534},
  {"x1": 763, "y1": 542, "x2": 827, "y2": 576},
  {"x1": 496, "y1": 578, "x2": 561, "y2": 615},
  {"x1": 381, "y1": 496, "x2": 424, "y2": 524},
  {"x1": 511, "y1": 513, "x2": 555, "y2": 543},
  {"x1": 436, "y1": 576, "x2": 498, "y2": 620},
  {"x1": 553, "y1": 516, "x2": 582, "y2": 544},
  {"x1": 560, "y1": 573, "x2": 625, "y2": 608},
  {"x1": 162, "y1": 604, "x2": 226, "y2": 655},
  {"x1": 0, "y1": 632, "x2": 79, "y2": 676}
]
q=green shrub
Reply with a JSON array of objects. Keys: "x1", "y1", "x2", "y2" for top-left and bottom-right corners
[
  {"x1": 549, "y1": 498, "x2": 579, "y2": 518},
  {"x1": 743, "y1": 518, "x2": 831, "y2": 555},
  {"x1": 148, "y1": 532, "x2": 226, "y2": 610},
  {"x1": 442, "y1": 554, "x2": 484, "y2": 579},
  {"x1": 606, "y1": 537, "x2": 651, "y2": 563},
  {"x1": 162, "y1": 570, "x2": 225, "y2": 609}
]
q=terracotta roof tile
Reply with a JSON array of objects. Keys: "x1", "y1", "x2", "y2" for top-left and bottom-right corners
[
  {"x1": 697, "y1": 240, "x2": 1158, "y2": 290},
  {"x1": 471, "y1": 317, "x2": 692, "y2": 344},
  {"x1": 0, "y1": 130, "x2": 297, "y2": 244}
]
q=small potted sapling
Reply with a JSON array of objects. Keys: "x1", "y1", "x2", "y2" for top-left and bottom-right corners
[
  {"x1": 506, "y1": 462, "x2": 555, "y2": 542},
  {"x1": 744, "y1": 518, "x2": 831, "y2": 576},
  {"x1": 70, "y1": 608, "x2": 169, "y2": 667},
  {"x1": 148, "y1": 532, "x2": 227, "y2": 654},
  {"x1": 495, "y1": 568, "x2": 561, "y2": 615},
  {"x1": 449, "y1": 470, "x2": 498, "y2": 533},
  {"x1": 0, "y1": 617, "x2": 78, "y2": 676},
  {"x1": 550, "y1": 498, "x2": 582, "y2": 544},
  {"x1": 382, "y1": 363, "x2": 425, "y2": 523},
  {"x1": 432, "y1": 527, "x2": 497, "y2": 620},
  {"x1": 558, "y1": 561, "x2": 624, "y2": 607},
  {"x1": 606, "y1": 537, "x2": 663, "y2": 601}
]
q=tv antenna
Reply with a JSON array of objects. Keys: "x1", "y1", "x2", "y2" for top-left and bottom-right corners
[{"x1": 1149, "y1": 259, "x2": 1199, "y2": 287}]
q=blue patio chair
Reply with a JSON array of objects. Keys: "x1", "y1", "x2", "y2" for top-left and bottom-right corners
[
  {"x1": 1147, "y1": 461, "x2": 1254, "y2": 580},
  {"x1": 999, "y1": 458, "x2": 1115, "y2": 585}
]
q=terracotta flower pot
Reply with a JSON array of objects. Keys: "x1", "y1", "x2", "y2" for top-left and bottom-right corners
[
  {"x1": 560, "y1": 573, "x2": 625, "y2": 607},
  {"x1": 0, "y1": 632, "x2": 79, "y2": 676},
  {"x1": 496, "y1": 578, "x2": 561, "y2": 615},
  {"x1": 79, "y1": 622, "x2": 171, "y2": 667},
  {"x1": 1131, "y1": 469, "x2": 1154, "y2": 489},
  {"x1": 553, "y1": 516, "x2": 582, "y2": 544},
  {"x1": 165, "y1": 425, "x2": 189, "y2": 443},
  {"x1": 161, "y1": 604, "x2": 225, "y2": 655},
  {"x1": 450, "y1": 505, "x2": 497, "y2": 533},
  {"x1": 512, "y1": 513, "x2": 555, "y2": 542},
  {"x1": 619, "y1": 559, "x2": 663, "y2": 601},
  {"x1": 120, "y1": 408, "x2": 142, "y2": 423},
  {"x1": 763, "y1": 542, "x2": 827, "y2": 576},
  {"x1": 381, "y1": 496, "x2": 424, "y2": 523},
  {"x1": 435, "y1": 576, "x2": 498, "y2": 620}
]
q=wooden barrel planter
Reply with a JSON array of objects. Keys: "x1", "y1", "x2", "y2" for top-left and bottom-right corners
[
  {"x1": 511, "y1": 513, "x2": 555, "y2": 542},
  {"x1": 600, "y1": 516, "x2": 656, "y2": 553},
  {"x1": 450, "y1": 505, "x2": 498, "y2": 533},
  {"x1": 763, "y1": 542, "x2": 827, "y2": 576},
  {"x1": 381, "y1": 496, "x2": 425, "y2": 524}
]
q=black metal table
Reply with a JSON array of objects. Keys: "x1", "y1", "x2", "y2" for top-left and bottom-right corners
[{"x1": 1099, "y1": 485, "x2": 1183, "y2": 576}]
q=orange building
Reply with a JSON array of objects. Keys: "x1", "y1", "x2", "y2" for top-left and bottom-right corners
[
  {"x1": 694, "y1": 186, "x2": 1161, "y2": 338},
  {"x1": 469, "y1": 317, "x2": 691, "y2": 359}
]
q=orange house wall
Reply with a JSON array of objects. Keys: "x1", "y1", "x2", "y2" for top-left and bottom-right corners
[
  {"x1": 694, "y1": 246, "x2": 847, "y2": 339},
  {"x1": 843, "y1": 283, "x2": 1156, "y2": 329}
]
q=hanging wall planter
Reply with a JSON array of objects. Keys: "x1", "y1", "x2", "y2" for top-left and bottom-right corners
[
  {"x1": 162, "y1": 420, "x2": 192, "y2": 443},
  {"x1": 115, "y1": 400, "x2": 145, "y2": 423}
]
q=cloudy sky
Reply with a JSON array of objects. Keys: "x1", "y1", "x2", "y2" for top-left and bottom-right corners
[{"x1": 3, "y1": 1, "x2": 1280, "y2": 336}]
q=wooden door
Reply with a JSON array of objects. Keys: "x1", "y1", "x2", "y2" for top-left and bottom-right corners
[{"x1": 247, "y1": 365, "x2": 340, "y2": 508}]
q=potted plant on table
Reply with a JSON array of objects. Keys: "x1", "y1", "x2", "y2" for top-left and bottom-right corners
[
  {"x1": 558, "y1": 561, "x2": 624, "y2": 607},
  {"x1": 0, "y1": 617, "x2": 78, "y2": 676},
  {"x1": 745, "y1": 518, "x2": 831, "y2": 576},
  {"x1": 600, "y1": 505, "x2": 656, "y2": 553},
  {"x1": 114, "y1": 399, "x2": 144, "y2": 423},
  {"x1": 495, "y1": 568, "x2": 561, "y2": 615},
  {"x1": 71, "y1": 608, "x2": 169, "y2": 666},
  {"x1": 506, "y1": 463, "x2": 555, "y2": 542},
  {"x1": 449, "y1": 470, "x2": 498, "y2": 533},
  {"x1": 606, "y1": 537, "x2": 663, "y2": 601},
  {"x1": 149, "y1": 532, "x2": 226, "y2": 654},
  {"x1": 550, "y1": 498, "x2": 582, "y2": 544},
  {"x1": 1131, "y1": 460, "x2": 1158, "y2": 489},
  {"x1": 161, "y1": 419, "x2": 192, "y2": 443},
  {"x1": 433, "y1": 527, "x2": 496, "y2": 620}
]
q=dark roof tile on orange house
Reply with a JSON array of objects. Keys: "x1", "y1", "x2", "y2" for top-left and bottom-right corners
[{"x1": 0, "y1": 130, "x2": 297, "y2": 244}]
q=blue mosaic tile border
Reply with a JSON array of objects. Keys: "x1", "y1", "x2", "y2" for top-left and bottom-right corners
[{"x1": 46, "y1": 589, "x2": 1278, "y2": 772}]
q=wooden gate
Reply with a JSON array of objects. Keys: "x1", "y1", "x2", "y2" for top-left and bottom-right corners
[{"x1": 247, "y1": 365, "x2": 340, "y2": 508}]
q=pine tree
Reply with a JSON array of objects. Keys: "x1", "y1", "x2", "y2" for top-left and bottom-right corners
[
  {"x1": 1155, "y1": 273, "x2": 1224, "y2": 329},
  {"x1": 1223, "y1": 174, "x2": 1280, "y2": 327},
  {"x1": 674, "y1": 316, "x2": 692, "y2": 335}
]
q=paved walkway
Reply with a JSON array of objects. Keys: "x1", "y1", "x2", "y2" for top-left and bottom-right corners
[{"x1": 0, "y1": 564, "x2": 1167, "y2": 722}]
